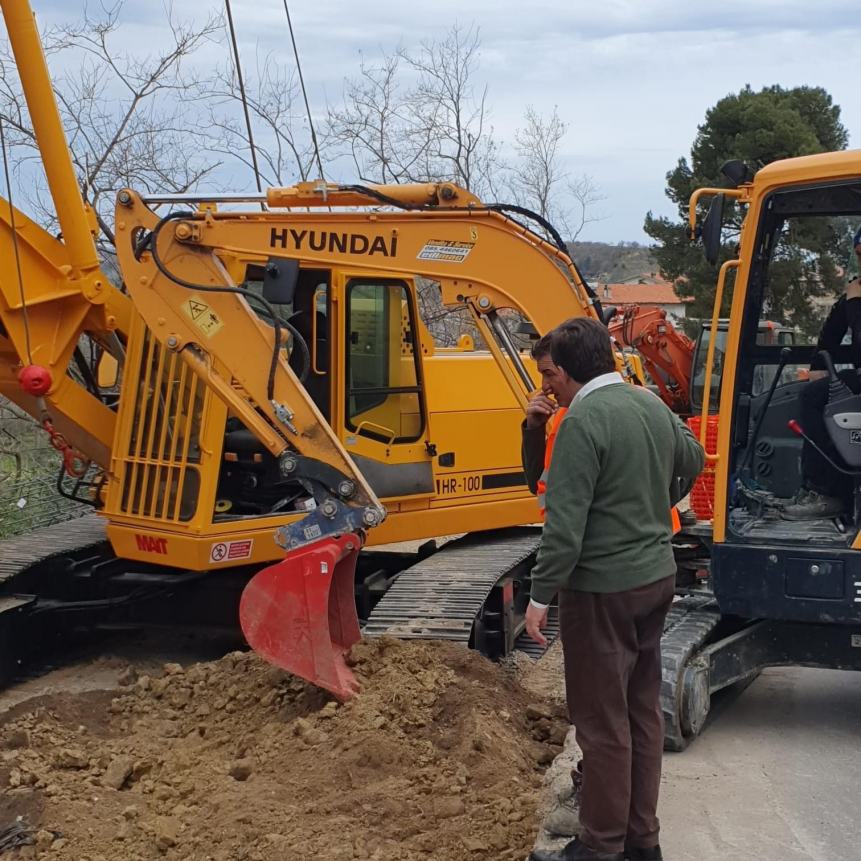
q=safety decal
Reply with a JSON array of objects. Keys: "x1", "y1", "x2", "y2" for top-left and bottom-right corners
[
  {"x1": 182, "y1": 295, "x2": 224, "y2": 338},
  {"x1": 417, "y1": 239, "x2": 475, "y2": 263},
  {"x1": 209, "y1": 538, "x2": 254, "y2": 564}
]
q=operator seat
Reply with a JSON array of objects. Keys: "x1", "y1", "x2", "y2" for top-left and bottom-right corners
[{"x1": 824, "y1": 370, "x2": 861, "y2": 468}]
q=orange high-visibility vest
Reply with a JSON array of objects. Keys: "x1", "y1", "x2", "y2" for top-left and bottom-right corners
[
  {"x1": 536, "y1": 407, "x2": 567, "y2": 518},
  {"x1": 537, "y1": 405, "x2": 681, "y2": 534}
]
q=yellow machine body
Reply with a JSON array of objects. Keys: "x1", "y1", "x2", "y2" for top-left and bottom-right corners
[{"x1": 0, "y1": 1, "x2": 605, "y2": 579}]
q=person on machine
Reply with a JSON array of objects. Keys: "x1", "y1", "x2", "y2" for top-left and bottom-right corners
[{"x1": 782, "y1": 225, "x2": 861, "y2": 521}]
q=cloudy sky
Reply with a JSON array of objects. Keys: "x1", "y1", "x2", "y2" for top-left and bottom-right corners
[{"x1": 20, "y1": 1, "x2": 861, "y2": 242}]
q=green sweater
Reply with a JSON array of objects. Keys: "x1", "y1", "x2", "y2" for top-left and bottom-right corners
[{"x1": 530, "y1": 383, "x2": 705, "y2": 601}]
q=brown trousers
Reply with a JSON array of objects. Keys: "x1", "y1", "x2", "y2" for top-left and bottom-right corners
[{"x1": 560, "y1": 575, "x2": 675, "y2": 855}]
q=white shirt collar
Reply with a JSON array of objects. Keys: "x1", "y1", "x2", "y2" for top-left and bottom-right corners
[{"x1": 573, "y1": 371, "x2": 625, "y2": 404}]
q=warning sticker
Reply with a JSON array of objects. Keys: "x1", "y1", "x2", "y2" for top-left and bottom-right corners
[
  {"x1": 182, "y1": 295, "x2": 224, "y2": 338},
  {"x1": 209, "y1": 538, "x2": 254, "y2": 564},
  {"x1": 417, "y1": 239, "x2": 474, "y2": 263}
]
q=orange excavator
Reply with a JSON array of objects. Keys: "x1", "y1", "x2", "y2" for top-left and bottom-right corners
[
  {"x1": 607, "y1": 305, "x2": 796, "y2": 418},
  {"x1": 608, "y1": 305, "x2": 695, "y2": 414}
]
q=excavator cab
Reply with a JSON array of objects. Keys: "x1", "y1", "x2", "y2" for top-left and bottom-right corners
[
  {"x1": 720, "y1": 203, "x2": 861, "y2": 540},
  {"x1": 690, "y1": 159, "x2": 861, "y2": 626},
  {"x1": 641, "y1": 159, "x2": 861, "y2": 750},
  {"x1": 165, "y1": 257, "x2": 433, "y2": 527}
]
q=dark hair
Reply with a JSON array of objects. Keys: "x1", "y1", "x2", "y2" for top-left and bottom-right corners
[
  {"x1": 550, "y1": 318, "x2": 615, "y2": 383},
  {"x1": 531, "y1": 332, "x2": 554, "y2": 359}
]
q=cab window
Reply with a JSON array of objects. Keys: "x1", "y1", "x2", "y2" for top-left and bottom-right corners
[{"x1": 346, "y1": 280, "x2": 425, "y2": 442}]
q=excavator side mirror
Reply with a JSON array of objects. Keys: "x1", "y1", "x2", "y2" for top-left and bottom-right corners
[
  {"x1": 701, "y1": 194, "x2": 725, "y2": 266},
  {"x1": 262, "y1": 256, "x2": 300, "y2": 305},
  {"x1": 601, "y1": 305, "x2": 618, "y2": 325}
]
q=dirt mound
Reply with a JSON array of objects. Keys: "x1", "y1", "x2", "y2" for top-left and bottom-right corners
[{"x1": 0, "y1": 639, "x2": 567, "y2": 860}]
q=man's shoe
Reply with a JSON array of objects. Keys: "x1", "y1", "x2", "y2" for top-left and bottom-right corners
[
  {"x1": 530, "y1": 836, "x2": 624, "y2": 861},
  {"x1": 780, "y1": 490, "x2": 844, "y2": 521},
  {"x1": 625, "y1": 845, "x2": 663, "y2": 861}
]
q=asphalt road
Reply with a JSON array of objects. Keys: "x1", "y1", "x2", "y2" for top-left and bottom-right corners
[{"x1": 660, "y1": 667, "x2": 861, "y2": 861}]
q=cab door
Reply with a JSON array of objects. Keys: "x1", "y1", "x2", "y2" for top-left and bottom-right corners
[{"x1": 332, "y1": 273, "x2": 433, "y2": 501}]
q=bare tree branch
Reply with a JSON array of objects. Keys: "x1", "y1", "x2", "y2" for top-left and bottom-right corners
[
  {"x1": 566, "y1": 174, "x2": 605, "y2": 241},
  {"x1": 327, "y1": 25, "x2": 502, "y2": 196},
  {"x1": 509, "y1": 105, "x2": 604, "y2": 241},
  {"x1": 0, "y1": 1, "x2": 223, "y2": 254},
  {"x1": 203, "y1": 49, "x2": 319, "y2": 188}
]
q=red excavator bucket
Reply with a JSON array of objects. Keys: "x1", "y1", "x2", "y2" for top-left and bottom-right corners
[{"x1": 239, "y1": 533, "x2": 363, "y2": 700}]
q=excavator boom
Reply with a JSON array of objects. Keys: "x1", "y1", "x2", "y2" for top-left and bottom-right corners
[{"x1": 608, "y1": 305, "x2": 696, "y2": 414}]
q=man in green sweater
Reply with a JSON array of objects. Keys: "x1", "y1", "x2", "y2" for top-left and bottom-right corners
[{"x1": 527, "y1": 319, "x2": 704, "y2": 861}]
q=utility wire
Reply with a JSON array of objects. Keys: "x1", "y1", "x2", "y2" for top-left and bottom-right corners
[
  {"x1": 0, "y1": 116, "x2": 33, "y2": 364},
  {"x1": 224, "y1": 0, "x2": 264, "y2": 202},
  {"x1": 282, "y1": 1, "x2": 326, "y2": 182}
]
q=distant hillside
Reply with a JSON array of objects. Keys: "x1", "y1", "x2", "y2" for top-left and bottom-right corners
[{"x1": 567, "y1": 241, "x2": 658, "y2": 283}]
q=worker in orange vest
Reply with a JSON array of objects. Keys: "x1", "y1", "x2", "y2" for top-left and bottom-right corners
[
  {"x1": 522, "y1": 334, "x2": 570, "y2": 500},
  {"x1": 522, "y1": 333, "x2": 682, "y2": 532}
]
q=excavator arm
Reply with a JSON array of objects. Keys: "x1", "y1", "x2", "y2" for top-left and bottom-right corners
[
  {"x1": 608, "y1": 305, "x2": 695, "y2": 414},
  {"x1": 112, "y1": 190, "x2": 388, "y2": 547},
  {"x1": 0, "y1": 0, "x2": 130, "y2": 469}
]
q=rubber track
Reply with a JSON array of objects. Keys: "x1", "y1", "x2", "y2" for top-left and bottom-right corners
[
  {"x1": 0, "y1": 515, "x2": 107, "y2": 588},
  {"x1": 0, "y1": 515, "x2": 110, "y2": 682},
  {"x1": 661, "y1": 594, "x2": 721, "y2": 751},
  {"x1": 363, "y1": 527, "x2": 554, "y2": 655}
]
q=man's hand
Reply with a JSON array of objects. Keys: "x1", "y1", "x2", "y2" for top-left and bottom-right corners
[
  {"x1": 525, "y1": 602, "x2": 549, "y2": 647},
  {"x1": 526, "y1": 393, "x2": 557, "y2": 429}
]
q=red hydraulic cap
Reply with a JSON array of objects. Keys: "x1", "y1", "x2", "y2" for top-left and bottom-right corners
[{"x1": 18, "y1": 364, "x2": 52, "y2": 397}]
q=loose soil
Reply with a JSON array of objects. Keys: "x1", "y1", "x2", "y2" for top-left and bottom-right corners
[
  {"x1": 510, "y1": 642, "x2": 566, "y2": 709},
  {"x1": 0, "y1": 638, "x2": 568, "y2": 861}
]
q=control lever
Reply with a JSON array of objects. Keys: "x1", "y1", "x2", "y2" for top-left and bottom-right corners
[{"x1": 819, "y1": 350, "x2": 856, "y2": 404}]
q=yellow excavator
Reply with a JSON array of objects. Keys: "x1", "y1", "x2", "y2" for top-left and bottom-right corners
[
  {"x1": 3, "y1": 0, "x2": 861, "y2": 750},
  {"x1": 0, "y1": 0, "x2": 613, "y2": 699}
]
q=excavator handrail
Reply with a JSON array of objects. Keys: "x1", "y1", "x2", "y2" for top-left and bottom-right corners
[
  {"x1": 698, "y1": 259, "x2": 740, "y2": 462},
  {"x1": 687, "y1": 187, "x2": 745, "y2": 238}
]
